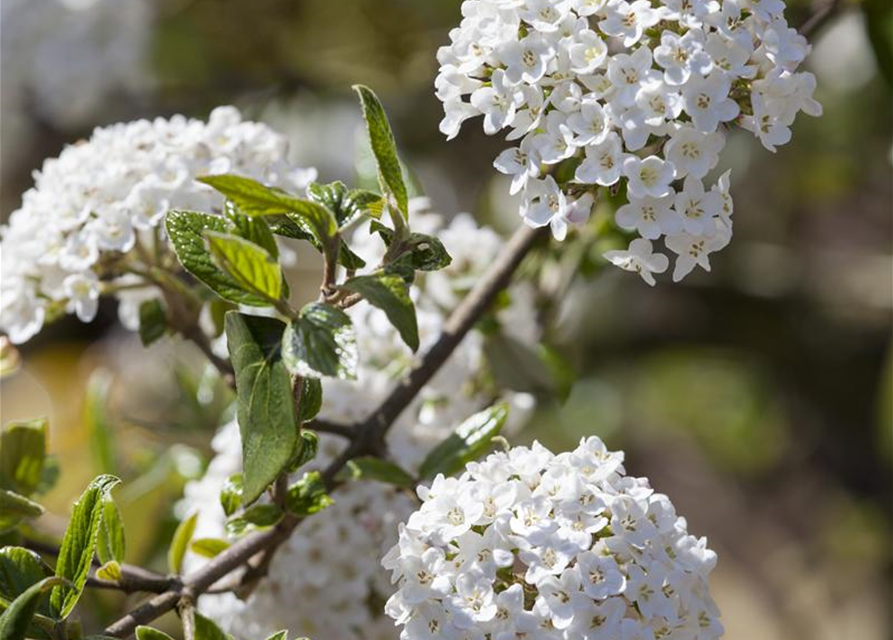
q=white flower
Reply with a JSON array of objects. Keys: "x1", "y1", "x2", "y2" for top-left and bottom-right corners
[
  {"x1": 435, "y1": 0, "x2": 819, "y2": 286},
  {"x1": 675, "y1": 175, "x2": 722, "y2": 236},
  {"x1": 615, "y1": 194, "x2": 682, "y2": 240},
  {"x1": 470, "y1": 69, "x2": 524, "y2": 134},
  {"x1": 666, "y1": 227, "x2": 732, "y2": 281},
  {"x1": 623, "y1": 156, "x2": 676, "y2": 199},
  {"x1": 384, "y1": 437, "x2": 722, "y2": 640},
  {"x1": 0, "y1": 107, "x2": 316, "y2": 344},
  {"x1": 602, "y1": 239, "x2": 670, "y2": 286},
  {"x1": 665, "y1": 125, "x2": 724, "y2": 179}
]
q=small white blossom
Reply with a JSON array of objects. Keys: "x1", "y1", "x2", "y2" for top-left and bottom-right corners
[{"x1": 603, "y1": 239, "x2": 670, "y2": 286}]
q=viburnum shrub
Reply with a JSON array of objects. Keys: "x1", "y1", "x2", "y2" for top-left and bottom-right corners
[{"x1": 0, "y1": 0, "x2": 820, "y2": 638}]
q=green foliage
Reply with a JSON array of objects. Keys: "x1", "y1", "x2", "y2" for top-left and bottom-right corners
[
  {"x1": 0, "y1": 547, "x2": 50, "y2": 607},
  {"x1": 0, "y1": 576, "x2": 66, "y2": 640},
  {"x1": 285, "y1": 472, "x2": 332, "y2": 516},
  {"x1": 287, "y1": 431, "x2": 319, "y2": 473},
  {"x1": 418, "y1": 403, "x2": 509, "y2": 479},
  {"x1": 226, "y1": 202, "x2": 280, "y2": 258},
  {"x1": 262, "y1": 632, "x2": 288, "y2": 640},
  {"x1": 195, "y1": 612, "x2": 229, "y2": 640},
  {"x1": 337, "y1": 457, "x2": 415, "y2": 488},
  {"x1": 225, "y1": 313, "x2": 298, "y2": 504},
  {"x1": 339, "y1": 274, "x2": 418, "y2": 351},
  {"x1": 0, "y1": 419, "x2": 47, "y2": 497},
  {"x1": 96, "y1": 499, "x2": 125, "y2": 565},
  {"x1": 225, "y1": 504, "x2": 283, "y2": 536},
  {"x1": 297, "y1": 379, "x2": 322, "y2": 423},
  {"x1": 282, "y1": 303, "x2": 358, "y2": 380},
  {"x1": 138, "y1": 299, "x2": 168, "y2": 347},
  {"x1": 0, "y1": 492, "x2": 43, "y2": 535},
  {"x1": 205, "y1": 231, "x2": 283, "y2": 303},
  {"x1": 219, "y1": 474, "x2": 243, "y2": 518},
  {"x1": 50, "y1": 474, "x2": 121, "y2": 619},
  {"x1": 95, "y1": 561, "x2": 121, "y2": 582},
  {"x1": 166, "y1": 210, "x2": 271, "y2": 307},
  {"x1": 353, "y1": 85, "x2": 409, "y2": 218},
  {"x1": 167, "y1": 512, "x2": 197, "y2": 575},
  {"x1": 190, "y1": 538, "x2": 230, "y2": 559},
  {"x1": 197, "y1": 175, "x2": 336, "y2": 244},
  {"x1": 136, "y1": 626, "x2": 176, "y2": 640}
]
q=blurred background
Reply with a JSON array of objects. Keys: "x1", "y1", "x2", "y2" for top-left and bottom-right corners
[{"x1": 1, "y1": 0, "x2": 891, "y2": 638}]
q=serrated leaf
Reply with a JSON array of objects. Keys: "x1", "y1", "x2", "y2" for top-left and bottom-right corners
[
  {"x1": 225, "y1": 504, "x2": 282, "y2": 536},
  {"x1": 204, "y1": 231, "x2": 282, "y2": 303},
  {"x1": 198, "y1": 175, "x2": 336, "y2": 243},
  {"x1": 225, "y1": 313, "x2": 297, "y2": 505},
  {"x1": 282, "y1": 303, "x2": 357, "y2": 380},
  {"x1": 190, "y1": 538, "x2": 230, "y2": 559},
  {"x1": 0, "y1": 576, "x2": 66, "y2": 640},
  {"x1": 166, "y1": 210, "x2": 270, "y2": 307},
  {"x1": 219, "y1": 473, "x2": 243, "y2": 518},
  {"x1": 50, "y1": 474, "x2": 120, "y2": 618},
  {"x1": 0, "y1": 547, "x2": 50, "y2": 605},
  {"x1": 285, "y1": 472, "x2": 332, "y2": 516},
  {"x1": 0, "y1": 418, "x2": 47, "y2": 497},
  {"x1": 337, "y1": 457, "x2": 415, "y2": 488},
  {"x1": 96, "y1": 499, "x2": 124, "y2": 566},
  {"x1": 353, "y1": 85, "x2": 408, "y2": 218},
  {"x1": 400, "y1": 233, "x2": 452, "y2": 272},
  {"x1": 418, "y1": 404, "x2": 509, "y2": 479},
  {"x1": 348, "y1": 189, "x2": 384, "y2": 220},
  {"x1": 287, "y1": 431, "x2": 318, "y2": 473},
  {"x1": 0, "y1": 491, "x2": 44, "y2": 535},
  {"x1": 167, "y1": 512, "x2": 197, "y2": 575},
  {"x1": 226, "y1": 202, "x2": 279, "y2": 259},
  {"x1": 136, "y1": 626, "x2": 176, "y2": 640},
  {"x1": 339, "y1": 274, "x2": 418, "y2": 351},
  {"x1": 138, "y1": 299, "x2": 167, "y2": 347},
  {"x1": 195, "y1": 613, "x2": 229, "y2": 640},
  {"x1": 298, "y1": 379, "x2": 322, "y2": 422}
]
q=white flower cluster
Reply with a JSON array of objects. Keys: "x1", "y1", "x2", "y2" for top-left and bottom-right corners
[
  {"x1": 436, "y1": 0, "x2": 821, "y2": 284},
  {"x1": 182, "y1": 206, "x2": 538, "y2": 640},
  {"x1": 383, "y1": 437, "x2": 722, "y2": 640},
  {"x1": 0, "y1": 107, "x2": 316, "y2": 344}
]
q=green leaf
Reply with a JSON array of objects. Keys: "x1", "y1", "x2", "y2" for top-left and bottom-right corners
[
  {"x1": 204, "y1": 231, "x2": 282, "y2": 303},
  {"x1": 0, "y1": 339, "x2": 21, "y2": 379},
  {"x1": 0, "y1": 491, "x2": 43, "y2": 535},
  {"x1": 84, "y1": 371, "x2": 116, "y2": 476},
  {"x1": 198, "y1": 175, "x2": 336, "y2": 243},
  {"x1": 399, "y1": 233, "x2": 452, "y2": 272},
  {"x1": 337, "y1": 457, "x2": 415, "y2": 488},
  {"x1": 219, "y1": 473, "x2": 243, "y2": 518},
  {"x1": 339, "y1": 274, "x2": 418, "y2": 351},
  {"x1": 96, "y1": 499, "x2": 125, "y2": 565},
  {"x1": 167, "y1": 512, "x2": 197, "y2": 575},
  {"x1": 50, "y1": 474, "x2": 120, "y2": 619},
  {"x1": 0, "y1": 577, "x2": 66, "y2": 640},
  {"x1": 190, "y1": 538, "x2": 230, "y2": 559},
  {"x1": 307, "y1": 181, "x2": 362, "y2": 227},
  {"x1": 226, "y1": 202, "x2": 279, "y2": 259},
  {"x1": 0, "y1": 547, "x2": 50, "y2": 605},
  {"x1": 347, "y1": 189, "x2": 384, "y2": 220},
  {"x1": 135, "y1": 626, "x2": 177, "y2": 640},
  {"x1": 166, "y1": 210, "x2": 270, "y2": 307},
  {"x1": 195, "y1": 613, "x2": 229, "y2": 640},
  {"x1": 418, "y1": 404, "x2": 509, "y2": 479},
  {"x1": 95, "y1": 561, "x2": 121, "y2": 582},
  {"x1": 282, "y1": 303, "x2": 358, "y2": 380},
  {"x1": 298, "y1": 379, "x2": 322, "y2": 422},
  {"x1": 138, "y1": 299, "x2": 167, "y2": 347},
  {"x1": 225, "y1": 504, "x2": 282, "y2": 536},
  {"x1": 353, "y1": 85, "x2": 408, "y2": 218},
  {"x1": 285, "y1": 472, "x2": 333, "y2": 517},
  {"x1": 225, "y1": 313, "x2": 297, "y2": 505},
  {"x1": 0, "y1": 419, "x2": 47, "y2": 496},
  {"x1": 262, "y1": 631, "x2": 288, "y2": 640},
  {"x1": 286, "y1": 431, "x2": 318, "y2": 473}
]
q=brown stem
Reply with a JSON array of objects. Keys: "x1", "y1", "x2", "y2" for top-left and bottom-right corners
[{"x1": 102, "y1": 222, "x2": 544, "y2": 638}]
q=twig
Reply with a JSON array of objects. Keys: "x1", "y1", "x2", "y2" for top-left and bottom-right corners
[
  {"x1": 800, "y1": 0, "x2": 842, "y2": 37},
  {"x1": 102, "y1": 222, "x2": 544, "y2": 638}
]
